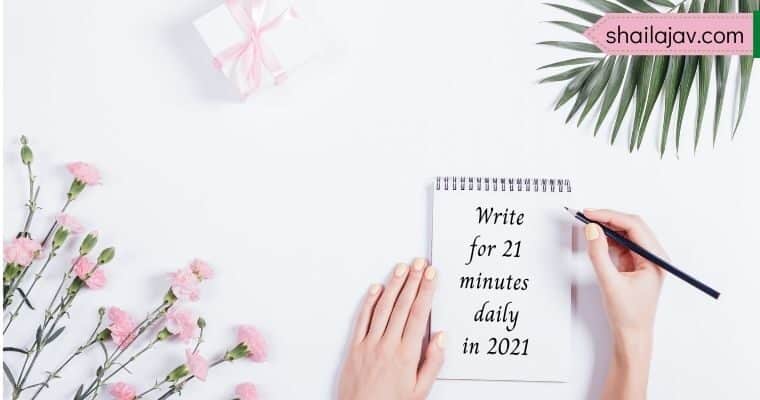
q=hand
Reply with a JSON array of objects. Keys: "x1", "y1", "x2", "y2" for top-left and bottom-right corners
[
  {"x1": 338, "y1": 259, "x2": 444, "y2": 400},
  {"x1": 583, "y1": 209, "x2": 666, "y2": 400}
]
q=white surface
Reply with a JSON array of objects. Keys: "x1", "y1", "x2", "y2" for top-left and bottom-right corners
[
  {"x1": 3, "y1": 0, "x2": 760, "y2": 398},
  {"x1": 431, "y1": 186, "x2": 572, "y2": 382}
]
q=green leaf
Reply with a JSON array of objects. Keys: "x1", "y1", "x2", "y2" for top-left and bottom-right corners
[
  {"x1": 4, "y1": 361, "x2": 16, "y2": 387},
  {"x1": 636, "y1": 55, "x2": 670, "y2": 149},
  {"x1": 612, "y1": 56, "x2": 643, "y2": 144},
  {"x1": 617, "y1": 0, "x2": 659, "y2": 12},
  {"x1": 35, "y1": 326, "x2": 43, "y2": 346},
  {"x1": 546, "y1": 20, "x2": 590, "y2": 34},
  {"x1": 695, "y1": 55, "x2": 713, "y2": 151},
  {"x1": 565, "y1": 62, "x2": 604, "y2": 122},
  {"x1": 538, "y1": 57, "x2": 601, "y2": 70},
  {"x1": 675, "y1": 0, "x2": 702, "y2": 153},
  {"x1": 646, "y1": 0, "x2": 676, "y2": 7},
  {"x1": 579, "y1": 56, "x2": 616, "y2": 125},
  {"x1": 579, "y1": 0, "x2": 630, "y2": 13},
  {"x1": 540, "y1": 65, "x2": 593, "y2": 83},
  {"x1": 630, "y1": 56, "x2": 654, "y2": 151},
  {"x1": 537, "y1": 41, "x2": 601, "y2": 53},
  {"x1": 660, "y1": 56, "x2": 685, "y2": 156},
  {"x1": 595, "y1": 56, "x2": 629, "y2": 135},
  {"x1": 74, "y1": 384, "x2": 84, "y2": 400},
  {"x1": 556, "y1": 64, "x2": 597, "y2": 108},
  {"x1": 16, "y1": 287, "x2": 34, "y2": 310},
  {"x1": 712, "y1": 0, "x2": 735, "y2": 144},
  {"x1": 45, "y1": 327, "x2": 66, "y2": 345},
  {"x1": 3, "y1": 346, "x2": 28, "y2": 354},
  {"x1": 544, "y1": 3, "x2": 602, "y2": 23},
  {"x1": 735, "y1": 0, "x2": 758, "y2": 136}
]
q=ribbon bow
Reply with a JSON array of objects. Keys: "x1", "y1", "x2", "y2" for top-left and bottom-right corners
[{"x1": 213, "y1": 0, "x2": 299, "y2": 97}]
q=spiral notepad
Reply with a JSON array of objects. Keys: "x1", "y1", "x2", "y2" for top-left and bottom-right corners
[{"x1": 431, "y1": 177, "x2": 573, "y2": 382}]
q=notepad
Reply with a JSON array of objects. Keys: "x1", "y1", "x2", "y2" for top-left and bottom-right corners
[{"x1": 431, "y1": 176, "x2": 573, "y2": 382}]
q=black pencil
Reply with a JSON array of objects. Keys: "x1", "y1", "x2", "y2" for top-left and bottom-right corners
[{"x1": 564, "y1": 207, "x2": 720, "y2": 300}]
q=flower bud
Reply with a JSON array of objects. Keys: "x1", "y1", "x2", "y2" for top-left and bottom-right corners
[
  {"x1": 20, "y1": 140, "x2": 33, "y2": 165},
  {"x1": 79, "y1": 231, "x2": 99, "y2": 256},
  {"x1": 166, "y1": 364, "x2": 190, "y2": 382},
  {"x1": 68, "y1": 179, "x2": 86, "y2": 201},
  {"x1": 96, "y1": 328, "x2": 112, "y2": 342},
  {"x1": 97, "y1": 247, "x2": 115, "y2": 265},
  {"x1": 98, "y1": 306, "x2": 106, "y2": 316},
  {"x1": 52, "y1": 227, "x2": 70, "y2": 250},
  {"x1": 156, "y1": 327, "x2": 173, "y2": 341},
  {"x1": 197, "y1": 318, "x2": 206, "y2": 329},
  {"x1": 225, "y1": 342, "x2": 250, "y2": 361}
]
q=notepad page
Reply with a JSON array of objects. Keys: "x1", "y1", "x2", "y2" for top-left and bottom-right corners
[{"x1": 431, "y1": 186, "x2": 572, "y2": 382}]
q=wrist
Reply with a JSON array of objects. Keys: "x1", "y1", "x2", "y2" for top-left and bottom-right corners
[{"x1": 613, "y1": 330, "x2": 653, "y2": 368}]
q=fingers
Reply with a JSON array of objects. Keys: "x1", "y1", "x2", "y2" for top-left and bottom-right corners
[
  {"x1": 415, "y1": 332, "x2": 445, "y2": 398},
  {"x1": 402, "y1": 266, "x2": 437, "y2": 347},
  {"x1": 385, "y1": 258, "x2": 427, "y2": 339},
  {"x1": 583, "y1": 209, "x2": 661, "y2": 251},
  {"x1": 585, "y1": 223, "x2": 619, "y2": 288},
  {"x1": 367, "y1": 263, "x2": 409, "y2": 341},
  {"x1": 352, "y1": 283, "x2": 382, "y2": 344}
]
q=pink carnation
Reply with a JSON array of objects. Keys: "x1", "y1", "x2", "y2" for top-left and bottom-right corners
[
  {"x1": 235, "y1": 383, "x2": 259, "y2": 400},
  {"x1": 67, "y1": 162, "x2": 101, "y2": 185},
  {"x1": 108, "y1": 307, "x2": 137, "y2": 349},
  {"x1": 238, "y1": 325, "x2": 267, "y2": 362},
  {"x1": 189, "y1": 259, "x2": 214, "y2": 280},
  {"x1": 165, "y1": 305, "x2": 198, "y2": 342},
  {"x1": 108, "y1": 382, "x2": 136, "y2": 400},
  {"x1": 169, "y1": 268, "x2": 201, "y2": 301},
  {"x1": 73, "y1": 256, "x2": 106, "y2": 289},
  {"x1": 3, "y1": 237, "x2": 41, "y2": 266},
  {"x1": 56, "y1": 213, "x2": 84, "y2": 234},
  {"x1": 185, "y1": 349, "x2": 208, "y2": 381}
]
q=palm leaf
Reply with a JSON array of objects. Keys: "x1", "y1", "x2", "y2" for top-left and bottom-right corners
[
  {"x1": 537, "y1": 41, "x2": 601, "y2": 53},
  {"x1": 538, "y1": 57, "x2": 601, "y2": 70},
  {"x1": 544, "y1": 3, "x2": 602, "y2": 23},
  {"x1": 595, "y1": 56, "x2": 628, "y2": 135},
  {"x1": 546, "y1": 21, "x2": 590, "y2": 34},
  {"x1": 712, "y1": 0, "x2": 734, "y2": 144},
  {"x1": 734, "y1": 0, "x2": 757, "y2": 137},
  {"x1": 611, "y1": 56, "x2": 643, "y2": 143},
  {"x1": 540, "y1": 65, "x2": 593, "y2": 83},
  {"x1": 565, "y1": 62, "x2": 605, "y2": 122},
  {"x1": 579, "y1": 56, "x2": 617, "y2": 125},
  {"x1": 646, "y1": 0, "x2": 676, "y2": 7},
  {"x1": 579, "y1": 0, "x2": 631, "y2": 13},
  {"x1": 636, "y1": 55, "x2": 669, "y2": 149},
  {"x1": 631, "y1": 56, "x2": 654, "y2": 151},
  {"x1": 660, "y1": 55, "x2": 685, "y2": 156},
  {"x1": 617, "y1": 0, "x2": 659, "y2": 12},
  {"x1": 555, "y1": 62, "x2": 598, "y2": 108}
]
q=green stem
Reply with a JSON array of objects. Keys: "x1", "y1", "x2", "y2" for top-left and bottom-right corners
[
  {"x1": 40, "y1": 198, "x2": 72, "y2": 248},
  {"x1": 156, "y1": 359, "x2": 229, "y2": 400},
  {"x1": 4, "y1": 250, "x2": 62, "y2": 333},
  {"x1": 20, "y1": 164, "x2": 39, "y2": 236},
  {"x1": 135, "y1": 378, "x2": 170, "y2": 399}
]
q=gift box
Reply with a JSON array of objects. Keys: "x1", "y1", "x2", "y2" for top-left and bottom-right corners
[{"x1": 194, "y1": 0, "x2": 318, "y2": 98}]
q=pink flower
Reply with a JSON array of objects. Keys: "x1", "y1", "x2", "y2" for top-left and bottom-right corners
[
  {"x1": 238, "y1": 325, "x2": 267, "y2": 362},
  {"x1": 108, "y1": 307, "x2": 137, "y2": 349},
  {"x1": 73, "y1": 257, "x2": 106, "y2": 289},
  {"x1": 165, "y1": 306, "x2": 198, "y2": 342},
  {"x1": 185, "y1": 349, "x2": 208, "y2": 381},
  {"x1": 189, "y1": 259, "x2": 214, "y2": 280},
  {"x1": 3, "y1": 238, "x2": 41, "y2": 266},
  {"x1": 67, "y1": 162, "x2": 101, "y2": 185},
  {"x1": 56, "y1": 213, "x2": 84, "y2": 234},
  {"x1": 169, "y1": 268, "x2": 201, "y2": 301},
  {"x1": 108, "y1": 382, "x2": 136, "y2": 400},
  {"x1": 235, "y1": 383, "x2": 259, "y2": 400}
]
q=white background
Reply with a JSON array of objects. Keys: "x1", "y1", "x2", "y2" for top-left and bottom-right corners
[{"x1": 3, "y1": 0, "x2": 760, "y2": 399}]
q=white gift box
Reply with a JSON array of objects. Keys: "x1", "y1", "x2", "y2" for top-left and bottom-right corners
[{"x1": 194, "y1": 0, "x2": 318, "y2": 97}]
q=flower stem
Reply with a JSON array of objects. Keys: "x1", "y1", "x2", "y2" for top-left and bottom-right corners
[
  {"x1": 20, "y1": 164, "x2": 39, "y2": 237},
  {"x1": 135, "y1": 377, "x2": 170, "y2": 399},
  {"x1": 40, "y1": 198, "x2": 72, "y2": 248},
  {"x1": 156, "y1": 358, "x2": 229, "y2": 400},
  {"x1": 4, "y1": 250, "x2": 61, "y2": 333}
]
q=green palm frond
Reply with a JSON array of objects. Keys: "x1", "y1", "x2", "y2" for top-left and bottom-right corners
[{"x1": 539, "y1": 0, "x2": 758, "y2": 157}]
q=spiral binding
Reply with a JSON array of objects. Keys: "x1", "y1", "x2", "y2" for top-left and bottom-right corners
[{"x1": 435, "y1": 176, "x2": 571, "y2": 193}]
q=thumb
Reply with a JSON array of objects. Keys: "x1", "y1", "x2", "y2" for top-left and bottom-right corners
[
  {"x1": 416, "y1": 332, "x2": 445, "y2": 397},
  {"x1": 585, "y1": 223, "x2": 618, "y2": 287}
]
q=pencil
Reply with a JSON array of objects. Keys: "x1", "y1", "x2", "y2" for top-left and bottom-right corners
[{"x1": 564, "y1": 207, "x2": 720, "y2": 300}]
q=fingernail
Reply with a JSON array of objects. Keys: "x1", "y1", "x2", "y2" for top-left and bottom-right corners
[
  {"x1": 394, "y1": 263, "x2": 409, "y2": 277},
  {"x1": 369, "y1": 284, "x2": 381, "y2": 295},
  {"x1": 585, "y1": 223, "x2": 600, "y2": 241},
  {"x1": 412, "y1": 258, "x2": 426, "y2": 271},
  {"x1": 436, "y1": 332, "x2": 446, "y2": 349},
  {"x1": 424, "y1": 266, "x2": 436, "y2": 280}
]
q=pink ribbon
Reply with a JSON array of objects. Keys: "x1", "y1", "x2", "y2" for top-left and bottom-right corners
[{"x1": 213, "y1": 0, "x2": 299, "y2": 97}]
